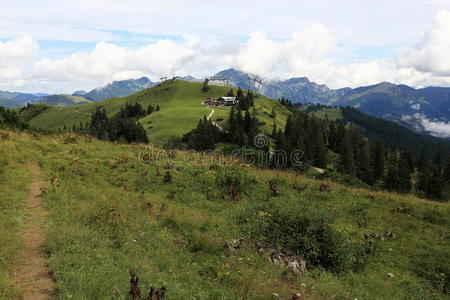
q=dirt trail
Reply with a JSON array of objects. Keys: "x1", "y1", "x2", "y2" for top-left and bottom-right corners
[
  {"x1": 207, "y1": 109, "x2": 226, "y2": 132},
  {"x1": 15, "y1": 163, "x2": 53, "y2": 299}
]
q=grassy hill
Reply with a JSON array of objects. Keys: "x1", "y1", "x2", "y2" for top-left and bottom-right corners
[
  {"x1": 38, "y1": 94, "x2": 92, "y2": 106},
  {"x1": 1, "y1": 129, "x2": 449, "y2": 299},
  {"x1": 22, "y1": 80, "x2": 291, "y2": 145},
  {"x1": 0, "y1": 99, "x2": 23, "y2": 108}
]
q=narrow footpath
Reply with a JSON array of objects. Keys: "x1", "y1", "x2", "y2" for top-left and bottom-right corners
[{"x1": 15, "y1": 163, "x2": 53, "y2": 299}]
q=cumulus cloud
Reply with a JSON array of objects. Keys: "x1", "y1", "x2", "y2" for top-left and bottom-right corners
[
  {"x1": 0, "y1": 35, "x2": 39, "y2": 88},
  {"x1": 0, "y1": 35, "x2": 38, "y2": 64},
  {"x1": 3, "y1": 9, "x2": 450, "y2": 93},
  {"x1": 236, "y1": 24, "x2": 335, "y2": 78},
  {"x1": 397, "y1": 9, "x2": 450, "y2": 76},
  {"x1": 22, "y1": 25, "x2": 341, "y2": 92}
]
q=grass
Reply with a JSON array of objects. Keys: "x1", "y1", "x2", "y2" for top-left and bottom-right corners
[
  {"x1": 309, "y1": 108, "x2": 343, "y2": 121},
  {"x1": 23, "y1": 80, "x2": 291, "y2": 146},
  {"x1": 1, "y1": 129, "x2": 449, "y2": 299},
  {"x1": 40, "y1": 94, "x2": 92, "y2": 106},
  {"x1": 0, "y1": 131, "x2": 40, "y2": 298}
]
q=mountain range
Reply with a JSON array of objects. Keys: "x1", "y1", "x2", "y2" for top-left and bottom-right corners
[
  {"x1": 213, "y1": 69, "x2": 351, "y2": 104},
  {"x1": 0, "y1": 91, "x2": 49, "y2": 108},
  {"x1": 82, "y1": 77, "x2": 155, "y2": 101},
  {"x1": 211, "y1": 69, "x2": 450, "y2": 138},
  {"x1": 2, "y1": 68, "x2": 450, "y2": 137}
]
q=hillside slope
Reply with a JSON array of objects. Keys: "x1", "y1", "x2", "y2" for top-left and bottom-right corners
[
  {"x1": 300, "y1": 105, "x2": 450, "y2": 154},
  {"x1": 38, "y1": 94, "x2": 92, "y2": 106},
  {"x1": 0, "y1": 99, "x2": 23, "y2": 108},
  {"x1": 21, "y1": 80, "x2": 292, "y2": 145},
  {"x1": 84, "y1": 77, "x2": 155, "y2": 101},
  {"x1": 334, "y1": 82, "x2": 450, "y2": 136},
  {"x1": 0, "y1": 130, "x2": 449, "y2": 299}
]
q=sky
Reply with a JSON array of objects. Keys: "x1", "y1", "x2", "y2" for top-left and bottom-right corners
[{"x1": 2, "y1": 0, "x2": 450, "y2": 93}]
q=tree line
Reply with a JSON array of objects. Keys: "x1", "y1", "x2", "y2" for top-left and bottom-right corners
[
  {"x1": 180, "y1": 105, "x2": 260, "y2": 151},
  {"x1": 226, "y1": 88, "x2": 255, "y2": 110},
  {"x1": 64, "y1": 102, "x2": 160, "y2": 144},
  {"x1": 275, "y1": 110, "x2": 450, "y2": 201},
  {"x1": 0, "y1": 106, "x2": 28, "y2": 130},
  {"x1": 176, "y1": 102, "x2": 450, "y2": 202}
]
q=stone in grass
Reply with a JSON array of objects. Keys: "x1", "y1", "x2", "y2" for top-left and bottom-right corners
[
  {"x1": 288, "y1": 258, "x2": 307, "y2": 275},
  {"x1": 386, "y1": 272, "x2": 395, "y2": 278},
  {"x1": 225, "y1": 237, "x2": 245, "y2": 250}
]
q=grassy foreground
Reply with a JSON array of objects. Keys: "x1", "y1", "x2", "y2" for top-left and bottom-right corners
[{"x1": 0, "y1": 130, "x2": 449, "y2": 299}]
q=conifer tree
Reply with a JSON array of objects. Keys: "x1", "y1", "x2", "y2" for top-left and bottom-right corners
[
  {"x1": 370, "y1": 140, "x2": 385, "y2": 183},
  {"x1": 384, "y1": 153, "x2": 400, "y2": 191},
  {"x1": 337, "y1": 130, "x2": 355, "y2": 175},
  {"x1": 427, "y1": 146, "x2": 443, "y2": 199},
  {"x1": 397, "y1": 151, "x2": 412, "y2": 193},
  {"x1": 355, "y1": 138, "x2": 372, "y2": 184}
]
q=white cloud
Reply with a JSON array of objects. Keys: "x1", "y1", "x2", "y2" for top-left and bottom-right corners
[
  {"x1": 420, "y1": 116, "x2": 450, "y2": 138},
  {"x1": 397, "y1": 9, "x2": 450, "y2": 76},
  {"x1": 0, "y1": 35, "x2": 38, "y2": 89},
  {"x1": 235, "y1": 24, "x2": 335, "y2": 77},
  {"x1": 2, "y1": 8, "x2": 450, "y2": 93},
  {"x1": 0, "y1": 35, "x2": 38, "y2": 66}
]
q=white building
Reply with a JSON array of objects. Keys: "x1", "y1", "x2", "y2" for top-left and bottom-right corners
[
  {"x1": 218, "y1": 97, "x2": 238, "y2": 106},
  {"x1": 209, "y1": 76, "x2": 228, "y2": 86}
]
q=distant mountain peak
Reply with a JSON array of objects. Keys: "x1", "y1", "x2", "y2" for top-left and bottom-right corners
[
  {"x1": 213, "y1": 68, "x2": 348, "y2": 104},
  {"x1": 84, "y1": 77, "x2": 155, "y2": 101},
  {"x1": 72, "y1": 90, "x2": 87, "y2": 96}
]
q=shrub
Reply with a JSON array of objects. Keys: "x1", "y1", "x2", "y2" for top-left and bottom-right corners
[
  {"x1": 422, "y1": 209, "x2": 448, "y2": 225},
  {"x1": 318, "y1": 170, "x2": 370, "y2": 189},
  {"x1": 239, "y1": 202, "x2": 356, "y2": 273},
  {"x1": 215, "y1": 166, "x2": 257, "y2": 201},
  {"x1": 164, "y1": 136, "x2": 184, "y2": 150},
  {"x1": 412, "y1": 250, "x2": 450, "y2": 294}
]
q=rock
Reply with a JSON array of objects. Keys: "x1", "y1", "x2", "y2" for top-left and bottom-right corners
[
  {"x1": 288, "y1": 261, "x2": 301, "y2": 274},
  {"x1": 270, "y1": 255, "x2": 285, "y2": 266},
  {"x1": 287, "y1": 258, "x2": 307, "y2": 275},
  {"x1": 386, "y1": 272, "x2": 394, "y2": 278},
  {"x1": 268, "y1": 250, "x2": 286, "y2": 266},
  {"x1": 385, "y1": 230, "x2": 397, "y2": 240},
  {"x1": 225, "y1": 238, "x2": 245, "y2": 250}
]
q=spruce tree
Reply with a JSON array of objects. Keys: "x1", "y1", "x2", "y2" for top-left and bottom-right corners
[
  {"x1": 398, "y1": 151, "x2": 412, "y2": 193},
  {"x1": 356, "y1": 138, "x2": 372, "y2": 184},
  {"x1": 370, "y1": 140, "x2": 385, "y2": 183},
  {"x1": 427, "y1": 146, "x2": 443, "y2": 200},
  {"x1": 384, "y1": 153, "x2": 400, "y2": 191},
  {"x1": 337, "y1": 130, "x2": 355, "y2": 175}
]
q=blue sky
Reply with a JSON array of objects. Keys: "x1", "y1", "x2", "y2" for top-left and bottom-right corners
[{"x1": 1, "y1": 0, "x2": 450, "y2": 93}]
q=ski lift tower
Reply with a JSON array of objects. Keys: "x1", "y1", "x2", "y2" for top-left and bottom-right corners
[
  {"x1": 248, "y1": 75, "x2": 264, "y2": 92},
  {"x1": 209, "y1": 76, "x2": 229, "y2": 86}
]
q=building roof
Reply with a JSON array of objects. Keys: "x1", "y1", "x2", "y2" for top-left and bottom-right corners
[
  {"x1": 219, "y1": 97, "x2": 237, "y2": 101},
  {"x1": 210, "y1": 76, "x2": 227, "y2": 81}
]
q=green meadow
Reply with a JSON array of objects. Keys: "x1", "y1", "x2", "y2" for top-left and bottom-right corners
[{"x1": 1, "y1": 130, "x2": 449, "y2": 299}]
